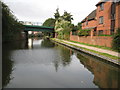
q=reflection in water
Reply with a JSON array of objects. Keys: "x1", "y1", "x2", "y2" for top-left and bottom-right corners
[
  {"x1": 2, "y1": 38, "x2": 120, "y2": 88},
  {"x1": 41, "y1": 39, "x2": 55, "y2": 48},
  {"x1": 76, "y1": 53, "x2": 120, "y2": 88},
  {"x1": 2, "y1": 40, "x2": 31, "y2": 87},
  {"x1": 53, "y1": 45, "x2": 73, "y2": 72},
  {"x1": 2, "y1": 43, "x2": 15, "y2": 88},
  {"x1": 2, "y1": 50, "x2": 13, "y2": 88},
  {"x1": 28, "y1": 39, "x2": 33, "y2": 49},
  {"x1": 27, "y1": 38, "x2": 55, "y2": 49}
]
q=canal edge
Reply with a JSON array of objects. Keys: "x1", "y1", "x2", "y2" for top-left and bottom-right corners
[{"x1": 51, "y1": 38, "x2": 120, "y2": 66}]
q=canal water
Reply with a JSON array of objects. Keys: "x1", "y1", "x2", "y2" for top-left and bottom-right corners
[{"x1": 3, "y1": 38, "x2": 120, "y2": 88}]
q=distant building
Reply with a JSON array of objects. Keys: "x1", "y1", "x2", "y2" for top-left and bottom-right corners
[{"x1": 81, "y1": 0, "x2": 120, "y2": 36}]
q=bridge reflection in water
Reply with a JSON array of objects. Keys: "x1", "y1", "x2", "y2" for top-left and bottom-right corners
[{"x1": 2, "y1": 38, "x2": 120, "y2": 88}]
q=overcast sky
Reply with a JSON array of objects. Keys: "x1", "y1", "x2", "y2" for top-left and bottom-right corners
[{"x1": 2, "y1": 0, "x2": 100, "y2": 25}]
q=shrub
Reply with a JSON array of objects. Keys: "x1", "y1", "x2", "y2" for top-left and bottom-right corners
[
  {"x1": 57, "y1": 31, "x2": 64, "y2": 39},
  {"x1": 112, "y1": 28, "x2": 120, "y2": 52},
  {"x1": 28, "y1": 34, "x2": 35, "y2": 38},
  {"x1": 78, "y1": 29, "x2": 90, "y2": 36}
]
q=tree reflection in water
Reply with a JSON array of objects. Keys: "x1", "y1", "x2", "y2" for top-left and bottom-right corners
[
  {"x1": 2, "y1": 40, "x2": 32, "y2": 87},
  {"x1": 53, "y1": 44, "x2": 73, "y2": 72},
  {"x1": 76, "y1": 53, "x2": 120, "y2": 88},
  {"x1": 2, "y1": 44, "x2": 14, "y2": 88},
  {"x1": 41, "y1": 39, "x2": 55, "y2": 48}
]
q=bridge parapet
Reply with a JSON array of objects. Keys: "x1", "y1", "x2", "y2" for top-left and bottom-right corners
[
  {"x1": 19, "y1": 21, "x2": 43, "y2": 26},
  {"x1": 24, "y1": 25, "x2": 54, "y2": 32}
]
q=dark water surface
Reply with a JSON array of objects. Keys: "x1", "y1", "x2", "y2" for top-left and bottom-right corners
[{"x1": 3, "y1": 38, "x2": 120, "y2": 88}]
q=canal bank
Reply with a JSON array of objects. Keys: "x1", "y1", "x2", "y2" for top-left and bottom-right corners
[{"x1": 51, "y1": 38, "x2": 120, "y2": 66}]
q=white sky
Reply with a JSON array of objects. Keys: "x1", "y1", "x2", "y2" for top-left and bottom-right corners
[{"x1": 2, "y1": 0, "x2": 100, "y2": 25}]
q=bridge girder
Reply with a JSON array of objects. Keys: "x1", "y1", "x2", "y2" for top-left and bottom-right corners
[{"x1": 24, "y1": 25, "x2": 54, "y2": 32}]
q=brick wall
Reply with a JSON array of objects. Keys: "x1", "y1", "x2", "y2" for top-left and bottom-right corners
[
  {"x1": 70, "y1": 32, "x2": 113, "y2": 47},
  {"x1": 115, "y1": 3, "x2": 120, "y2": 30},
  {"x1": 96, "y1": 2, "x2": 112, "y2": 35},
  {"x1": 82, "y1": 20, "x2": 97, "y2": 30}
]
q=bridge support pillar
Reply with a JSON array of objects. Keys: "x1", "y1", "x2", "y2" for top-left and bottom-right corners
[
  {"x1": 24, "y1": 31, "x2": 28, "y2": 40},
  {"x1": 52, "y1": 32, "x2": 55, "y2": 38}
]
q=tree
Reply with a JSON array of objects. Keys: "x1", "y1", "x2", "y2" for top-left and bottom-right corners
[
  {"x1": 62, "y1": 11, "x2": 73, "y2": 22},
  {"x1": 54, "y1": 10, "x2": 74, "y2": 40},
  {"x1": 54, "y1": 8, "x2": 60, "y2": 20},
  {"x1": 2, "y1": 1, "x2": 23, "y2": 42},
  {"x1": 77, "y1": 22, "x2": 82, "y2": 30},
  {"x1": 42, "y1": 18, "x2": 55, "y2": 27},
  {"x1": 112, "y1": 28, "x2": 120, "y2": 52}
]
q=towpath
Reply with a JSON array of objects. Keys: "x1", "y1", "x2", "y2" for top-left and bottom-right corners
[{"x1": 56, "y1": 39, "x2": 120, "y2": 57}]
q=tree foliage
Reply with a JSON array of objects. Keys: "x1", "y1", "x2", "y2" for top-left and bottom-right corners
[
  {"x1": 78, "y1": 29, "x2": 90, "y2": 36},
  {"x1": 62, "y1": 11, "x2": 73, "y2": 22},
  {"x1": 54, "y1": 8, "x2": 60, "y2": 20},
  {"x1": 42, "y1": 18, "x2": 55, "y2": 27},
  {"x1": 112, "y1": 28, "x2": 120, "y2": 52},
  {"x1": 55, "y1": 19, "x2": 73, "y2": 40},
  {"x1": 2, "y1": 1, "x2": 23, "y2": 42},
  {"x1": 54, "y1": 9, "x2": 73, "y2": 40},
  {"x1": 77, "y1": 22, "x2": 82, "y2": 30}
]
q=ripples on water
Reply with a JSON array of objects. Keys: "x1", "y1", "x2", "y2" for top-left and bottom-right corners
[{"x1": 3, "y1": 38, "x2": 120, "y2": 88}]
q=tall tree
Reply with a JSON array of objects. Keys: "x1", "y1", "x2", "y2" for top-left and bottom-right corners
[
  {"x1": 2, "y1": 1, "x2": 23, "y2": 42},
  {"x1": 77, "y1": 22, "x2": 82, "y2": 30},
  {"x1": 54, "y1": 8, "x2": 60, "y2": 20},
  {"x1": 42, "y1": 18, "x2": 55, "y2": 27},
  {"x1": 54, "y1": 10, "x2": 74, "y2": 40},
  {"x1": 62, "y1": 11, "x2": 73, "y2": 22}
]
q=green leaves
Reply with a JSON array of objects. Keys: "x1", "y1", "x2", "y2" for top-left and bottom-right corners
[
  {"x1": 42, "y1": 18, "x2": 55, "y2": 27},
  {"x1": 2, "y1": 1, "x2": 23, "y2": 42},
  {"x1": 54, "y1": 8, "x2": 74, "y2": 40},
  {"x1": 62, "y1": 11, "x2": 73, "y2": 22},
  {"x1": 55, "y1": 20, "x2": 72, "y2": 40},
  {"x1": 112, "y1": 28, "x2": 120, "y2": 52},
  {"x1": 54, "y1": 8, "x2": 60, "y2": 20},
  {"x1": 78, "y1": 29, "x2": 90, "y2": 36}
]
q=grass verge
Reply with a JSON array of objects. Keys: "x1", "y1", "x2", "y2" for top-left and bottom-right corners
[
  {"x1": 69, "y1": 40, "x2": 113, "y2": 51},
  {"x1": 51, "y1": 38, "x2": 119, "y2": 61}
]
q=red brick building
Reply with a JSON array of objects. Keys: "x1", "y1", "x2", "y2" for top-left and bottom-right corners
[
  {"x1": 70, "y1": 0, "x2": 120, "y2": 47},
  {"x1": 81, "y1": 0, "x2": 120, "y2": 36}
]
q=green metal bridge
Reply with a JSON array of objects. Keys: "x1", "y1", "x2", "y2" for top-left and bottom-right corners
[{"x1": 24, "y1": 25, "x2": 54, "y2": 32}]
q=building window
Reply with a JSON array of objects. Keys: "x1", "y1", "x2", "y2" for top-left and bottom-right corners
[
  {"x1": 98, "y1": 30, "x2": 103, "y2": 35},
  {"x1": 99, "y1": 16, "x2": 104, "y2": 24},
  {"x1": 100, "y1": 3, "x2": 104, "y2": 11}
]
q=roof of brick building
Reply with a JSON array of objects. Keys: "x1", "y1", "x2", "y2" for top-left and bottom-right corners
[{"x1": 81, "y1": 9, "x2": 96, "y2": 23}]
